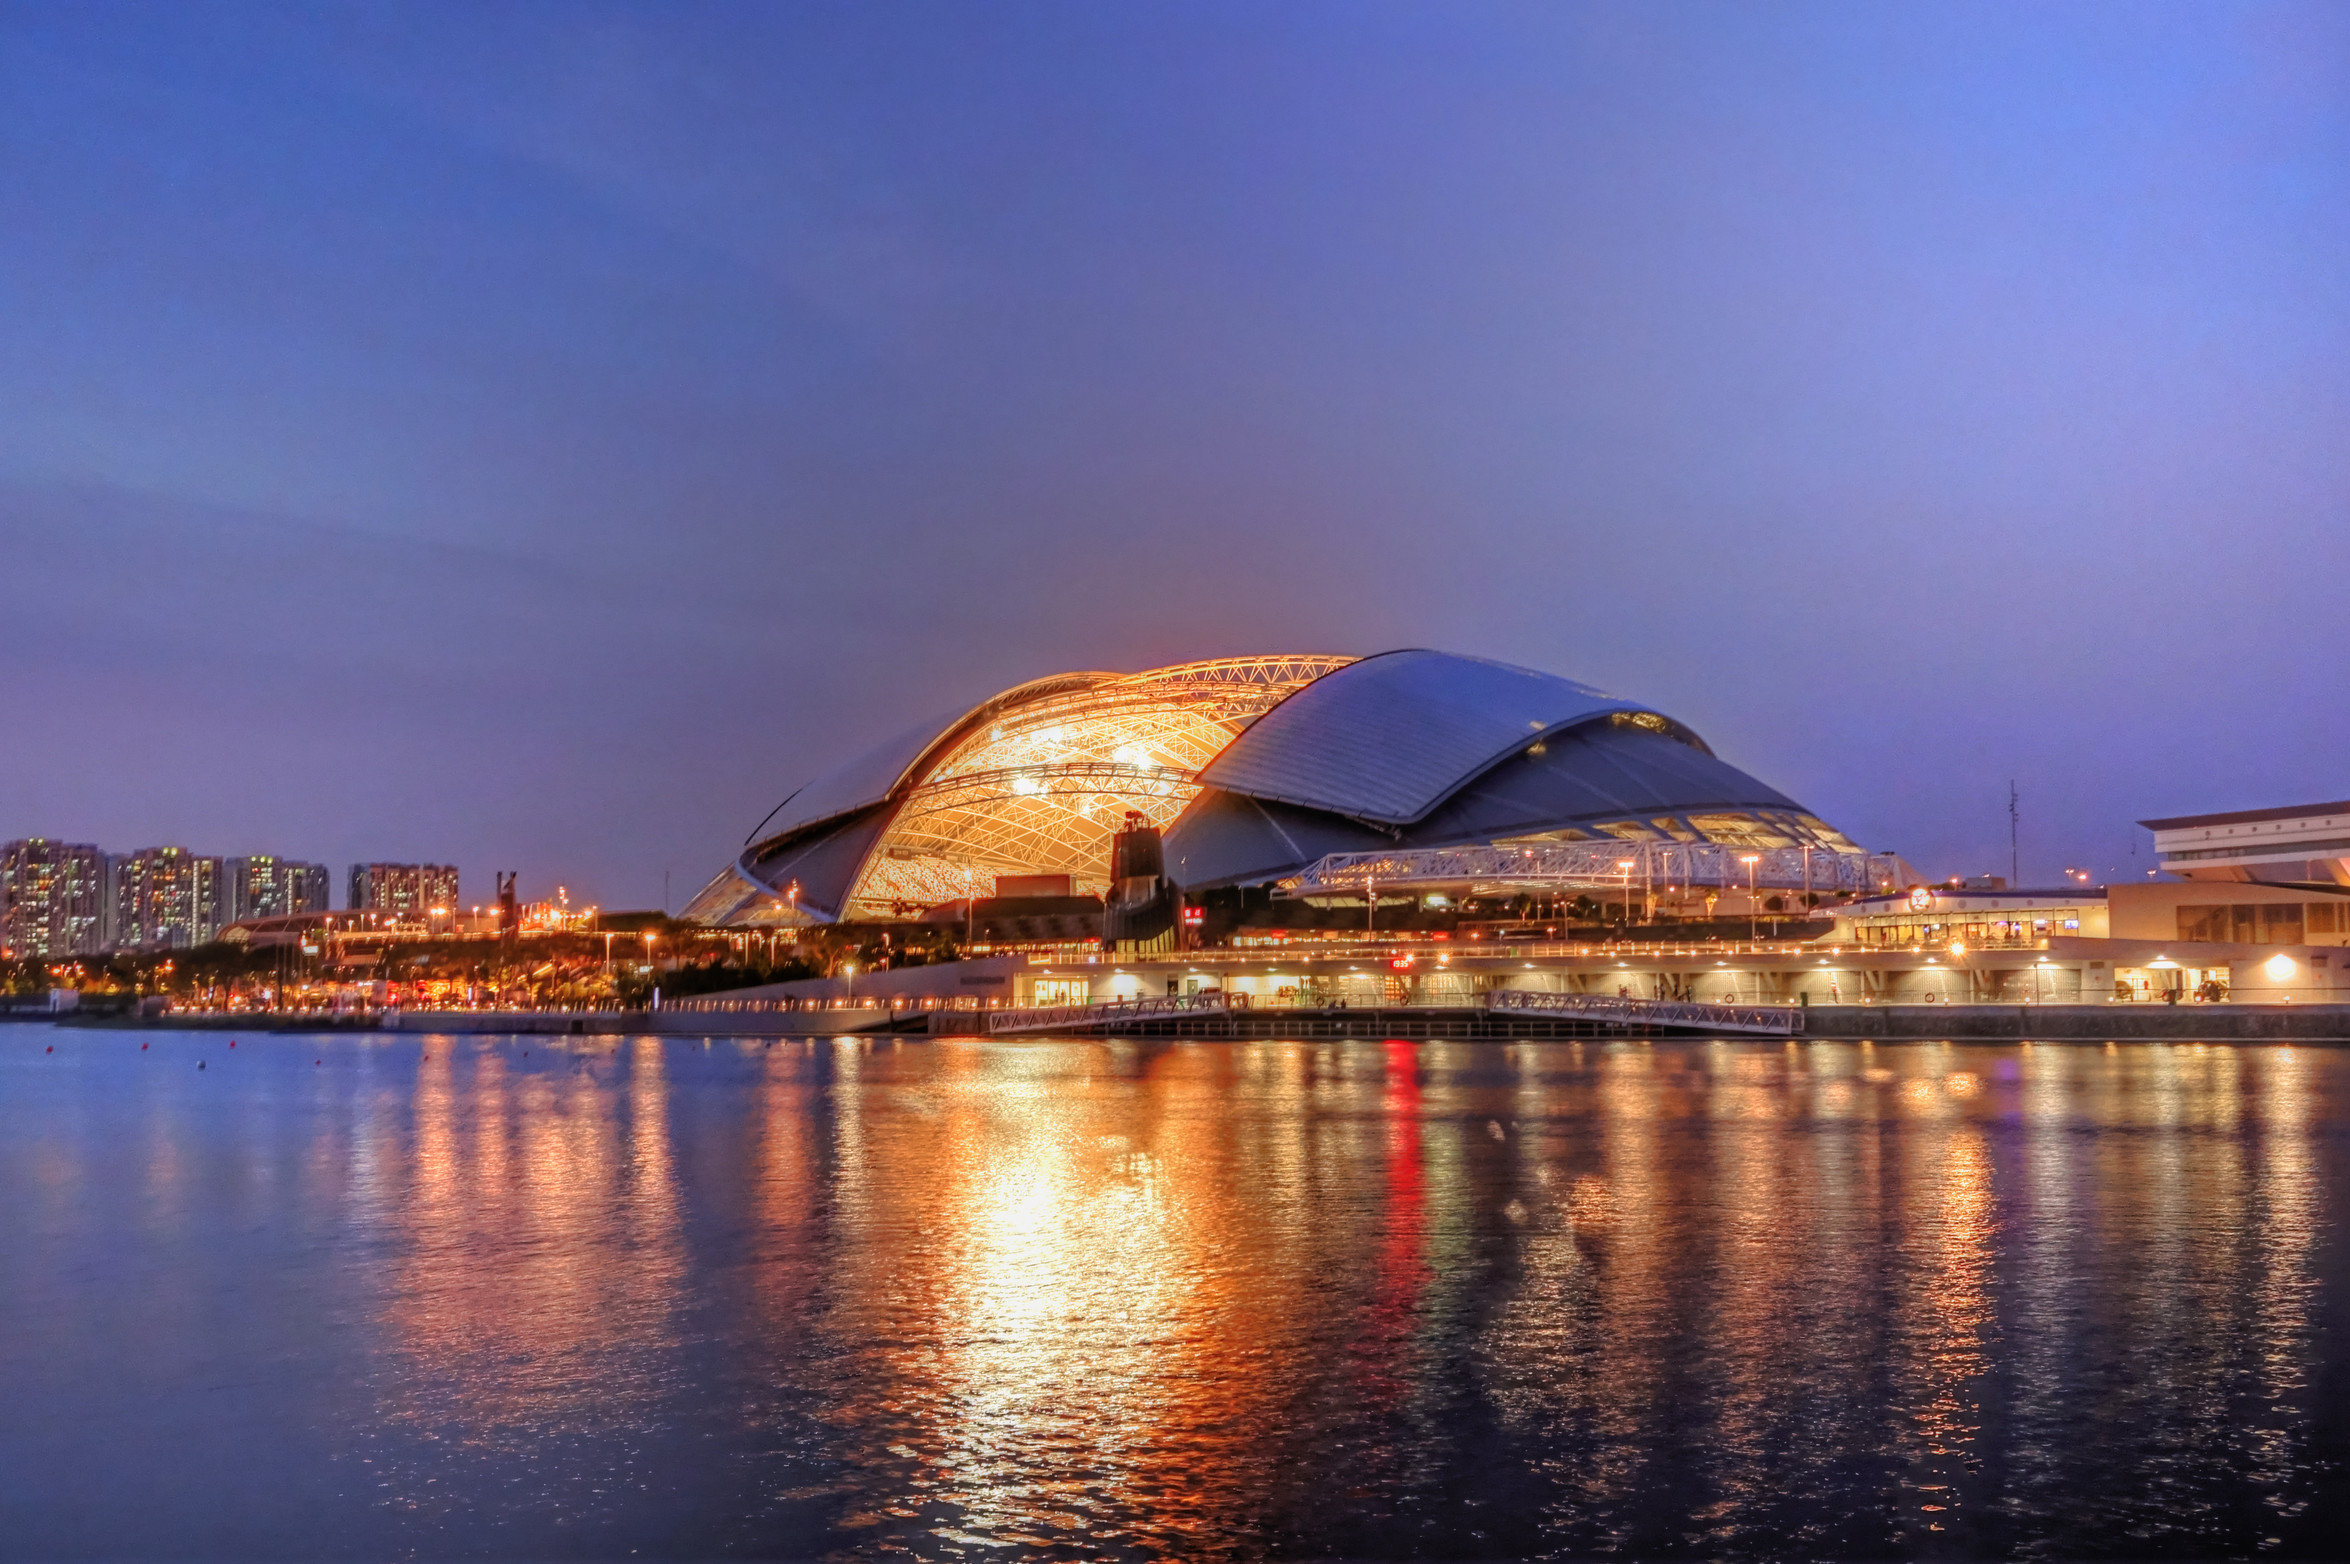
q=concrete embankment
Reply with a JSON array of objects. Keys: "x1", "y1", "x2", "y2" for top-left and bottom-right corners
[
  {"x1": 58, "y1": 1002, "x2": 2350, "y2": 1042},
  {"x1": 63, "y1": 1007, "x2": 909, "y2": 1037},
  {"x1": 1799, "y1": 1003, "x2": 2350, "y2": 1041}
]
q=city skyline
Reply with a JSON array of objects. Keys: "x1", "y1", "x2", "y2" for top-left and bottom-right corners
[
  {"x1": 0, "y1": 840, "x2": 461, "y2": 956},
  {"x1": 4, "y1": 2, "x2": 2344, "y2": 909}
]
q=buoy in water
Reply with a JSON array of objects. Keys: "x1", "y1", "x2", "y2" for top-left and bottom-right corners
[
  {"x1": 199, "y1": 1061, "x2": 206, "y2": 1070},
  {"x1": 46, "y1": 1045, "x2": 53, "y2": 1053},
  {"x1": 142, "y1": 1043, "x2": 149, "y2": 1050},
  {"x1": 229, "y1": 1040, "x2": 236, "y2": 1048}
]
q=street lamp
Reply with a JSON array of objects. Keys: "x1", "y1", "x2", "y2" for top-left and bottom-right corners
[
  {"x1": 1617, "y1": 860, "x2": 1635, "y2": 937},
  {"x1": 1740, "y1": 854, "x2": 1761, "y2": 942}
]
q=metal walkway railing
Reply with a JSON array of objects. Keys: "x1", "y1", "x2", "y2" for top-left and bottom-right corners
[
  {"x1": 1484, "y1": 989, "x2": 1804, "y2": 1035},
  {"x1": 988, "y1": 989, "x2": 1803, "y2": 1037},
  {"x1": 988, "y1": 993, "x2": 1230, "y2": 1035}
]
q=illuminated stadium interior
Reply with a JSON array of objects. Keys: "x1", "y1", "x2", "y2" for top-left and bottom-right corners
[{"x1": 839, "y1": 656, "x2": 1350, "y2": 917}]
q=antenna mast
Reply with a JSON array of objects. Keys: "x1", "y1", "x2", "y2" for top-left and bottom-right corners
[{"x1": 2008, "y1": 781, "x2": 2020, "y2": 887}]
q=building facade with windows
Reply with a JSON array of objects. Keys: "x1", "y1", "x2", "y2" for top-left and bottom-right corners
[
  {"x1": 1824, "y1": 887, "x2": 2109, "y2": 948},
  {"x1": 111, "y1": 846, "x2": 227, "y2": 950},
  {"x1": 2106, "y1": 878, "x2": 2350, "y2": 947},
  {"x1": 348, "y1": 862, "x2": 459, "y2": 919},
  {"x1": 2140, "y1": 800, "x2": 2350, "y2": 885},
  {"x1": 225, "y1": 856, "x2": 332, "y2": 923},
  {"x1": 0, "y1": 839, "x2": 109, "y2": 958}
]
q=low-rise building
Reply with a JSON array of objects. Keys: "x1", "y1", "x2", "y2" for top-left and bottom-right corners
[
  {"x1": 1824, "y1": 887, "x2": 2107, "y2": 948},
  {"x1": 2140, "y1": 800, "x2": 2350, "y2": 885},
  {"x1": 2107, "y1": 879, "x2": 2350, "y2": 946}
]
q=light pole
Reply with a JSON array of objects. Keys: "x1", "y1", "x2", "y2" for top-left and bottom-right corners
[
  {"x1": 1741, "y1": 854, "x2": 1761, "y2": 943},
  {"x1": 1617, "y1": 859, "x2": 1634, "y2": 939}
]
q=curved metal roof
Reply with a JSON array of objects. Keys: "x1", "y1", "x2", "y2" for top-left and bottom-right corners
[
  {"x1": 742, "y1": 809, "x2": 896, "y2": 921},
  {"x1": 689, "y1": 649, "x2": 1823, "y2": 926},
  {"x1": 1195, "y1": 649, "x2": 1697, "y2": 827},
  {"x1": 1167, "y1": 718, "x2": 1804, "y2": 890},
  {"x1": 742, "y1": 712, "x2": 963, "y2": 850},
  {"x1": 742, "y1": 672, "x2": 1118, "y2": 853}
]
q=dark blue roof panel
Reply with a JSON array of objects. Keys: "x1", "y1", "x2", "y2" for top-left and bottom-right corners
[
  {"x1": 1167, "y1": 722, "x2": 1807, "y2": 890},
  {"x1": 1195, "y1": 649, "x2": 1672, "y2": 826},
  {"x1": 744, "y1": 710, "x2": 963, "y2": 849}
]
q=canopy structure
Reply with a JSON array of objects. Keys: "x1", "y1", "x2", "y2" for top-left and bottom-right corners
[{"x1": 682, "y1": 649, "x2": 1869, "y2": 926}]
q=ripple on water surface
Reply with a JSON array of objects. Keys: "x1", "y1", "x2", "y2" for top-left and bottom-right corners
[{"x1": 0, "y1": 1030, "x2": 2342, "y2": 1559}]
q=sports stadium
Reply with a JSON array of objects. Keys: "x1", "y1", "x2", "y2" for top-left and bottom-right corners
[{"x1": 683, "y1": 649, "x2": 1892, "y2": 939}]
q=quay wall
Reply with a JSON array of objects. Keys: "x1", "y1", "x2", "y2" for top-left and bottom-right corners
[
  {"x1": 1800, "y1": 1003, "x2": 2350, "y2": 1041},
  {"x1": 60, "y1": 1003, "x2": 2350, "y2": 1042},
  {"x1": 66, "y1": 1008, "x2": 903, "y2": 1037}
]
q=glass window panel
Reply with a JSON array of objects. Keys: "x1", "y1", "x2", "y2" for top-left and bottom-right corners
[{"x1": 1687, "y1": 813, "x2": 1799, "y2": 849}]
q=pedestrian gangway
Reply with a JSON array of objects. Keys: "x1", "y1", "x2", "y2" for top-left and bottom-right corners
[
  {"x1": 987, "y1": 993, "x2": 1230, "y2": 1036},
  {"x1": 984, "y1": 989, "x2": 1802, "y2": 1038},
  {"x1": 1483, "y1": 989, "x2": 1803, "y2": 1036}
]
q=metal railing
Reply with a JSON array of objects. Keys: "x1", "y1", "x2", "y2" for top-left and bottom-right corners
[
  {"x1": 1282, "y1": 842, "x2": 1898, "y2": 897},
  {"x1": 1484, "y1": 988, "x2": 1804, "y2": 1035},
  {"x1": 989, "y1": 993, "x2": 1230, "y2": 1034}
]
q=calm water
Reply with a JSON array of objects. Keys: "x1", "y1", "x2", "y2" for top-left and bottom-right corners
[{"x1": 1, "y1": 1028, "x2": 2344, "y2": 1561}]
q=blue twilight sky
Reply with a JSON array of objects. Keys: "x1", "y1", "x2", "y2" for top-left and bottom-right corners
[{"x1": 3, "y1": 1, "x2": 2345, "y2": 909}]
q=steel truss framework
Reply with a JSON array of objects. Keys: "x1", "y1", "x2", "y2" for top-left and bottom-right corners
[
  {"x1": 1280, "y1": 841, "x2": 1902, "y2": 898},
  {"x1": 841, "y1": 656, "x2": 1352, "y2": 918}
]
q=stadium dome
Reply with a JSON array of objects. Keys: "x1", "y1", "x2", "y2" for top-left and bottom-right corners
[{"x1": 682, "y1": 649, "x2": 1861, "y2": 926}]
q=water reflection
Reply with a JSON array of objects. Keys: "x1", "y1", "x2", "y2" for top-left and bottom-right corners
[
  {"x1": 0, "y1": 1032, "x2": 2340, "y2": 1560},
  {"x1": 810, "y1": 1040, "x2": 1310, "y2": 1555},
  {"x1": 382, "y1": 1039, "x2": 686, "y2": 1441}
]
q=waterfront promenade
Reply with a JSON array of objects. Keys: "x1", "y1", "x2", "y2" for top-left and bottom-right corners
[{"x1": 59, "y1": 998, "x2": 2350, "y2": 1041}]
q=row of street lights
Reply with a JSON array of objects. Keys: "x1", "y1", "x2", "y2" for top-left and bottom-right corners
[{"x1": 1613, "y1": 851, "x2": 1768, "y2": 937}]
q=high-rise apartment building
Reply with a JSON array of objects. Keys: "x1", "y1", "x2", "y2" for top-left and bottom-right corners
[
  {"x1": 224, "y1": 856, "x2": 332, "y2": 923},
  {"x1": 112, "y1": 847, "x2": 228, "y2": 950},
  {"x1": 0, "y1": 839, "x2": 109, "y2": 958},
  {"x1": 348, "y1": 862, "x2": 459, "y2": 919}
]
